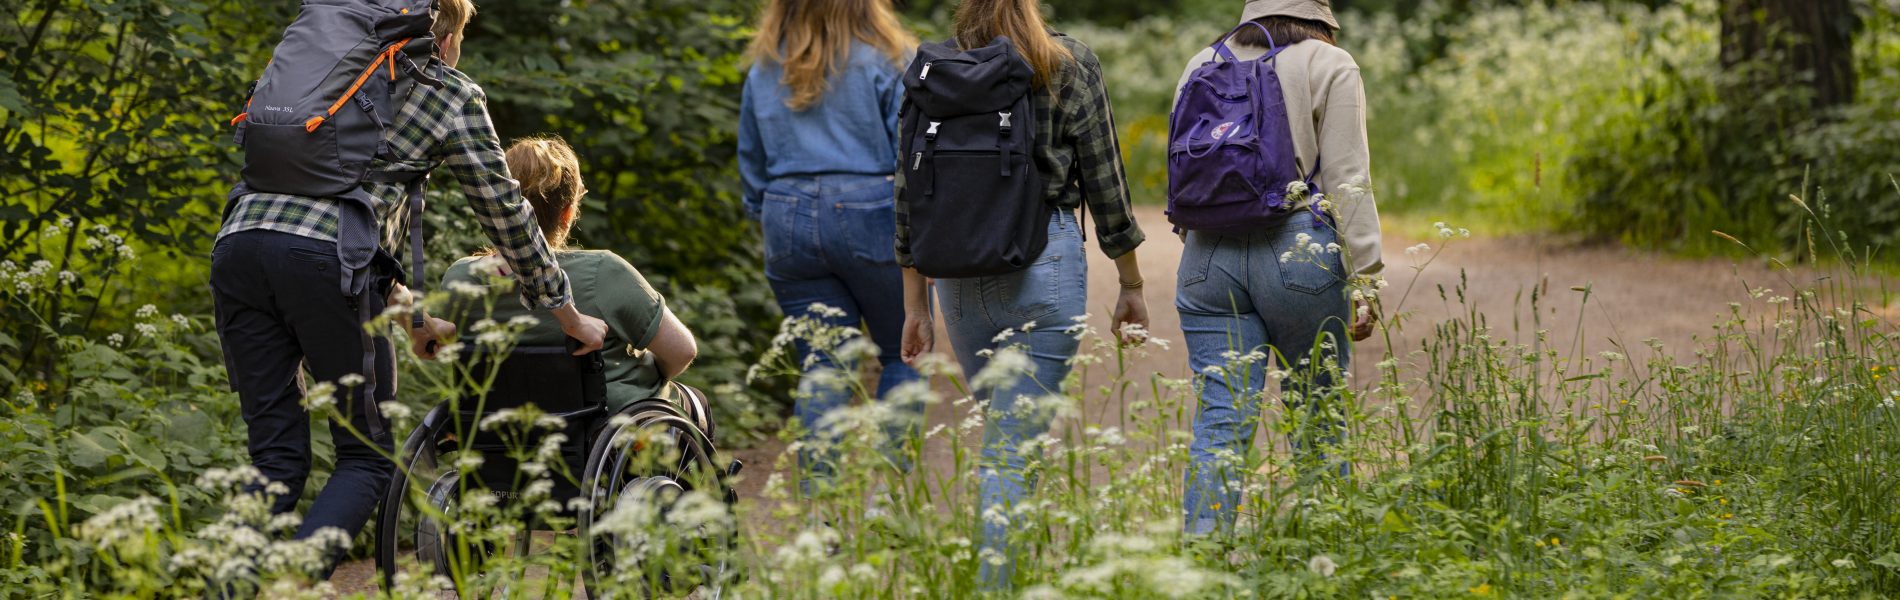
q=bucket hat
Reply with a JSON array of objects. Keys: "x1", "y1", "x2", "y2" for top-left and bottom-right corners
[{"x1": 1241, "y1": 0, "x2": 1339, "y2": 30}]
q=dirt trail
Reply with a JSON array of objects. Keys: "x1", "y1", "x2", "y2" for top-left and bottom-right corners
[{"x1": 330, "y1": 206, "x2": 1831, "y2": 594}]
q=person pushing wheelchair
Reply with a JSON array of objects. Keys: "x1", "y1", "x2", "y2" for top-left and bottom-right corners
[{"x1": 210, "y1": 0, "x2": 610, "y2": 580}]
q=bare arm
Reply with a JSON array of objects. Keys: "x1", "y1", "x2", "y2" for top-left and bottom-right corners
[{"x1": 645, "y1": 307, "x2": 698, "y2": 379}]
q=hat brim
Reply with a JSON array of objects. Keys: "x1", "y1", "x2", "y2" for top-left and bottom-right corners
[{"x1": 1241, "y1": 0, "x2": 1340, "y2": 30}]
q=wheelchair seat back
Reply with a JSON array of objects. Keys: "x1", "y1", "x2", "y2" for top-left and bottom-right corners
[
  {"x1": 461, "y1": 345, "x2": 606, "y2": 415},
  {"x1": 452, "y1": 345, "x2": 606, "y2": 510}
]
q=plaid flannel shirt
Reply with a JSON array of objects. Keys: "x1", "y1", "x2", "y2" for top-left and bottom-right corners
[
  {"x1": 218, "y1": 65, "x2": 572, "y2": 310},
  {"x1": 894, "y1": 34, "x2": 1146, "y2": 267}
]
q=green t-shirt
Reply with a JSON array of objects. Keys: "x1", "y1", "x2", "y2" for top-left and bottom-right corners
[{"x1": 442, "y1": 250, "x2": 668, "y2": 411}]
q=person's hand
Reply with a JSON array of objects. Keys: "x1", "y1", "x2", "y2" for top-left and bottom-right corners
[
  {"x1": 1350, "y1": 299, "x2": 1378, "y2": 342},
  {"x1": 900, "y1": 308, "x2": 934, "y2": 365},
  {"x1": 409, "y1": 317, "x2": 457, "y2": 360},
  {"x1": 1112, "y1": 287, "x2": 1150, "y2": 346},
  {"x1": 551, "y1": 304, "x2": 609, "y2": 355}
]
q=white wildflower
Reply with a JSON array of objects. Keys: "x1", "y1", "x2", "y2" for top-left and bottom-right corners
[
  {"x1": 107, "y1": 333, "x2": 124, "y2": 348},
  {"x1": 506, "y1": 314, "x2": 540, "y2": 328},
  {"x1": 446, "y1": 280, "x2": 486, "y2": 297},
  {"x1": 1307, "y1": 555, "x2": 1338, "y2": 577},
  {"x1": 301, "y1": 382, "x2": 338, "y2": 411},
  {"x1": 134, "y1": 323, "x2": 158, "y2": 337},
  {"x1": 378, "y1": 401, "x2": 413, "y2": 421},
  {"x1": 171, "y1": 314, "x2": 190, "y2": 329},
  {"x1": 1286, "y1": 180, "x2": 1310, "y2": 198},
  {"x1": 337, "y1": 373, "x2": 365, "y2": 387},
  {"x1": 136, "y1": 304, "x2": 159, "y2": 319}
]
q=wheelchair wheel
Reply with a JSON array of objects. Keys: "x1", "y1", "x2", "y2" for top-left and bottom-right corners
[
  {"x1": 579, "y1": 399, "x2": 736, "y2": 599},
  {"x1": 376, "y1": 405, "x2": 528, "y2": 595}
]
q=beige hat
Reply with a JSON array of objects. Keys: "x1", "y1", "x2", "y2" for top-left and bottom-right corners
[{"x1": 1241, "y1": 0, "x2": 1339, "y2": 30}]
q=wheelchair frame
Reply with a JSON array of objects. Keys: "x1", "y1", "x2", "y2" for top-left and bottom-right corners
[{"x1": 373, "y1": 345, "x2": 739, "y2": 597}]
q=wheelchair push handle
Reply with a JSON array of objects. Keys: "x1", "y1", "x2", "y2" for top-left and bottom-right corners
[{"x1": 567, "y1": 336, "x2": 606, "y2": 372}]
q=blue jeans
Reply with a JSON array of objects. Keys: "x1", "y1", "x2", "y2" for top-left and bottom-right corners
[
  {"x1": 937, "y1": 211, "x2": 1086, "y2": 587},
  {"x1": 761, "y1": 174, "x2": 923, "y2": 490},
  {"x1": 1176, "y1": 211, "x2": 1352, "y2": 536}
]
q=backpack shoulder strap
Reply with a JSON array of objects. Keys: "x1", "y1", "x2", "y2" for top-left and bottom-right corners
[
  {"x1": 1211, "y1": 21, "x2": 1281, "y2": 63},
  {"x1": 363, "y1": 170, "x2": 430, "y2": 329}
]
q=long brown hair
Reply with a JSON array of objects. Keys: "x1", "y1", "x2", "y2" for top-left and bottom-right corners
[
  {"x1": 1222, "y1": 16, "x2": 1337, "y2": 50},
  {"x1": 504, "y1": 136, "x2": 584, "y2": 249},
  {"x1": 747, "y1": 0, "x2": 916, "y2": 110},
  {"x1": 953, "y1": 0, "x2": 1073, "y2": 89}
]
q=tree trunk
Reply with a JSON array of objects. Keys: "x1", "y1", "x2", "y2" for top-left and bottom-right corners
[{"x1": 1719, "y1": 0, "x2": 1859, "y2": 110}]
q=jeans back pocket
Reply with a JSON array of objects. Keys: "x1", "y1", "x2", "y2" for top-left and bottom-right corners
[{"x1": 1272, "y1": 224, "x2": 1345, "y2": 296}]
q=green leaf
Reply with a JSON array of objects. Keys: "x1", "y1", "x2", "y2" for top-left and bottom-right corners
[
  {"x1": 1873, "y1": 553, "x2": 1900, "y2": 570},
  {"x1": 1381, "y1": 507, "x2": 1413, "y2": 533},
  {"x1": 65, "y1": 428, "x2": 120, "y2": 469}
]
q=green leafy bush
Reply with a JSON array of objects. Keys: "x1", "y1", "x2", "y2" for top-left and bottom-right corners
[{"x1": 1567, "y1": 2, "x2": 1900, "y2": 254}]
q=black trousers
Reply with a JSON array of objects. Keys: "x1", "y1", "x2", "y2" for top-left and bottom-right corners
[{"x1": 210, "y1": 230, "x2": 395, "y2": 573}]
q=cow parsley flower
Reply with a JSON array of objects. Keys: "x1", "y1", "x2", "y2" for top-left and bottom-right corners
[
  {"x1": 301, "y1": 382, "x2": 338, "y2": 411},
  {"x1": 1284, "y1": 180, "x2": 1311, "y2": 201}
]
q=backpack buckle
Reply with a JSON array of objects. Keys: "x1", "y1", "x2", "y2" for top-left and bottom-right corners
[
  {"x1": 925, "y1": 121, "x2": 941, "y2": 141},
  {"x1": 998, "y1": 112, "x2": 1013, "y2": 134}
]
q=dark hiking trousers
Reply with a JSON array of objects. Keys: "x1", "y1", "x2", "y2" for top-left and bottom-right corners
[{"x1": 210, "y1": 230, "x2": 395, "y2": 576}]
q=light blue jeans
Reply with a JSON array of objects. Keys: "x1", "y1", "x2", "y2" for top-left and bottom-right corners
[
  {"x1": 937, "y1": 211, "x2": 1085, "y2": 588},
  {"x1": 761, "y1": 174, "x2": 924, "y2": 491},
  {"x1": 1176, "y1": 210, "x2": 1352, "y2": 536}
]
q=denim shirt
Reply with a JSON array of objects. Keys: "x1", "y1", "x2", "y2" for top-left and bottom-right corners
[{"x1": 739, "y1": 42, "x2": 907, "y2": 219}]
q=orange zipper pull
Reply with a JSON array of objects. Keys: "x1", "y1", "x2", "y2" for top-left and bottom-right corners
[
  {"x1": 305, "y1": 116, "x2": 325, "y2": 132},
  {"x1": 230, "y1": 113, "x2": 247, "y2": 126}
]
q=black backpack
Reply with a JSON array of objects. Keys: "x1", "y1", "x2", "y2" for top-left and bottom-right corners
[{"x1": 899, "y1": 36, "x2": 1050, "y2": 279}]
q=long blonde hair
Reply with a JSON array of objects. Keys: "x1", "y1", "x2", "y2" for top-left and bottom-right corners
[
  {"x1": 504, "y1": 136, "x2": 584, "y2": 248},
  {"x1": 746, "y1": 0, "x2": 916, "y2": 111},
  {"x1": 954, "y1": 0, "x2": 1072, "y2": 89}
]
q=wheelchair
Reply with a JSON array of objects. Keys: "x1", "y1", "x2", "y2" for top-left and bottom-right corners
[{"x1": 375, "y1": 344, "x2": 741, "y2": 597}]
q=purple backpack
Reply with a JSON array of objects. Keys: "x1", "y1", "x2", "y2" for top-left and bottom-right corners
[{"x1": 1166, "y1": 23, "x2": 1315, "y2": 233}]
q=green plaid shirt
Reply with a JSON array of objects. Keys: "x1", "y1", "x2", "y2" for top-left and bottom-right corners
[
  {"x1": 894, "y1": 34, "x2": 1146, "y2": 267},
  {"x1": 219, "y1": 65, "x2": 572, "y2": 310}
]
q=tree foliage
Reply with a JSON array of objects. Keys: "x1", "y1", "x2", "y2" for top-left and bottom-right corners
[{"x1": 2, "y1": 0, "x2": 786, "y2": 439}]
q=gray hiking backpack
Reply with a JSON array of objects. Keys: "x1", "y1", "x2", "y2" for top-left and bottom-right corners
[
  {"x1": 233, "y1": 0, "x2": 437, "y2": 199},
  {"x1": 229, "y1": 0, "x2": 440, "y2": 308}
]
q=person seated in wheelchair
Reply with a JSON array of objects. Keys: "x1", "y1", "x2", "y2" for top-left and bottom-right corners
[{"x1": 439, "y1": 135, "x2": 699, "y2": 412}]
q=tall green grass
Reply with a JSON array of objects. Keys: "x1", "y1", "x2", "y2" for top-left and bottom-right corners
[{"x1": 14, "y1": 196, "x2": 1899, "y2": 596}]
